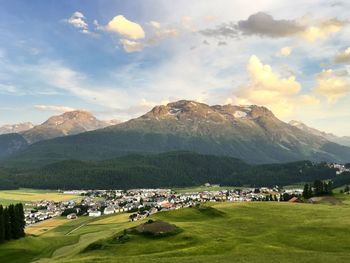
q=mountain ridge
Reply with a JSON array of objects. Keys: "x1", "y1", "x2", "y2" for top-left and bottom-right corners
[
  {"x1": 289, "y1": 120, "x2": 350, "y2": 147},
  {"x1": 0, "y1": 122, "x2": 34, "y2": 135},
  {"x1": 20, "y1": 110, "x2": 118, "y2": 144},
  {"x1": 3, "y1": 100, "x2": 350, "y2": 166}
]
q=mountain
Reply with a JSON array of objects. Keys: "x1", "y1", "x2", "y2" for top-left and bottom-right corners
[
  {"x1": 0, "y1": 133, "x2": 28, "y2": 159},
  {"x1": 0, "y1": 122, "x2": 34, "y2": 135},
  {"x1": 20, "y1": 110, "x2": 113, "y2": 144},
  {"x1": 4, "y1": 100, "x2": 350, "y2": 165},
  {"x1": 289, "y1": 120, "x2": 350, "y2": 147},
  {"x1": 1, "y1": 152, "x2": 336, "y2": 189}
]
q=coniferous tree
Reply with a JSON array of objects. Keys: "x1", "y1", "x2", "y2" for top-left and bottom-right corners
[
  {"x1": 326, "y1": 181, "x2": 333, "y2": 195},
  {"x1": 15, "y1": 203, "x2": 25, "y2": 238},
  {"x1": 303, "y1": 184, "x2": 310, "y2": 199},
  {"x1": 309, "y1": 184, "x2": 313, "y2": 197},
  {"x1": 323, "y1": 182, "x2": 328, "y2": 195},
  {"x1": 8, "y1": 204, "x2": 20, "y2": 239},
  {"x1": 313, "y1": 180, "x2": 324, "y2": 196},
  {"x1": 344, "y1": 185, "x2": 350, "y2": 193},
  {"x1": 3, "y1": 207, "x2": 11, "y2": 240},
  {"x1": 0, "y1": 205, "x2": 5, "y2": 243},
  {"x1": 0, "y1": 203, "x2": 26, "y2": 243}
]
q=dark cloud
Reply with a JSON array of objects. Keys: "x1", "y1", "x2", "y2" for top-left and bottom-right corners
[
  {"x1": 330, "y1": 1, "x2": 345, "y2": 7},
  {"x1": 200, "y1": 22, "x2": 239, "y2": 38},
  {"x1": 217, "y1": 41, "x2": 227, "y2": 46},
  {"x1": 333, "y1": 48, "x2": 350, "y2": 64},
  {"x1": 237, "y1": 12, "x2": 305, "y2": 37},
  {"x1": 200, "y1": 12, "x2": 305, "y2": 39}
]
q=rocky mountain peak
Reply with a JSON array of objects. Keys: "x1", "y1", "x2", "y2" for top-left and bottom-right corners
[
  {"x1": 44, "y1": 110, "x2": 96, "y2": 126},
  {"x1": 144, "y1": 100, "x2": 276, "y2": 122},
  {"x1": 21, "y1": 110, "x2": 114, "y2": 144}
]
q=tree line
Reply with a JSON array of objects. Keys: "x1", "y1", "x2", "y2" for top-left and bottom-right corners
[
  {"x1": 0, "y1": 203, "x2": 25, "y2": 244},
  {"x1": 302, "y1": 180, "x2": 333, "y2": 199},
  {"x1": 0, "y1": 152, "x2": 338, "y2": 190}
]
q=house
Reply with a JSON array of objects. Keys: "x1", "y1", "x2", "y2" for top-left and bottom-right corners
[
  {"x1": 67, "y1": 213, "x2": 77, "y2": 219},
  {"x1": 158, "y1": 200, "x2": 172, "y2": 209},
  {"x1": 89, "y1": 210, "x2": 102, "y2": 217},
  {"x1": 149, "y1": 207, "x2": 158, "y2": 215},
  {"x1": 103, "y1": 206, "x2": 115, "y2": 215}
]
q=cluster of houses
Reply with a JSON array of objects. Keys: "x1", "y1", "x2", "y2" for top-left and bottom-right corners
[
  {"x1": 24, "y1": 200, "x2": 76, "y2": 225},
  {"x1": 330, "y1": 163, "x2": 350, "y2": 175},
  {"x1": 23, "y1": 185, "x2": 305, "y2": 226}
]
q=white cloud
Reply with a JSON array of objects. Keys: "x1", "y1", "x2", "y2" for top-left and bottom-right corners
[
  {"x1": 34, "y1": 105, "x2": 77, "y2": 112},
  {"x1": 232, "y1": 55, "x2": 312, "y2": 118},
  {"x1": 147, "y1": 27, "x2": 178, "y2": 45},
  {"x1": 314, "y1": 69, "x2": 350, "y2": 103},
  {"x1": 182, "y1": 16, "x2": 196, "y2": 31},
  {"x1": 301, "y1": 19, "x2": 345, "y2": 42},
  {"x1": 105, "y1": 15, "x2": 145, "y2": 40},
  {"x1": 120, "y1": 39, "x2": 143, "y2": 53},
  {"x1": 279, "y1": 46, "x2": 292, "y2": 56},
  {"x1": 28, "y1": 61, "x2": 132, "y2": 110},
  {"x1": 66, "y1": 11, "x2": 89, "y2": 34},
  {"x1": 149, "y1": 21, "x2": 161, "y2": 29},
  {"x1": 0, "y1": 83, "x2": 17, "y2": 93}
]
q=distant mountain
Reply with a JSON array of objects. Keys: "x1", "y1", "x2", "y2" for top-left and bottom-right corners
[
  {"x1": 0, "y1": 122, "x2": 34, "y2": 135},
  {"x1": 5, "y1": 100, "x2": 350, "y2": 166},
  {"x1": 21, "y1": 111, "x2": 114, "y2": 144},
  {"x1": 289, "y1": 120, "x2": 350, "y2": 147},
  {"x1": 0, "y1": 133, "x2": 28, "y2": 159}
]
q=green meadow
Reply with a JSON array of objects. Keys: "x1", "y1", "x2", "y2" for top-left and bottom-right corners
[
  {"x1": 1, "y1": 194, "x2": 350, "y2": 262},
  {"x1": 0, "y1": 188, "x2": 81, "y2": 206}
]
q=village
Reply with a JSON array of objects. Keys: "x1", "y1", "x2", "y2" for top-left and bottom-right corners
[{"x1": 24, "y1": 185, "x2": 304, "y2": 226}]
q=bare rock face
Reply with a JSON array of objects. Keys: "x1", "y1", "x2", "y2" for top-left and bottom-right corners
[{"x1": 143, "y1": 100, "x2": 275, "y2": 123}]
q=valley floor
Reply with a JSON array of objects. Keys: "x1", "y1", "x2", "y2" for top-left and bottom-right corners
[{"x1": 1, "y1": 196, "x2": 350, "y2": 263}]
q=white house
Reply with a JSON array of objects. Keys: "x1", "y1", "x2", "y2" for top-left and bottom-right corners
[
  {"x1": 89, "y1": 210, "x2": 101, "y2": 217},
  {"x1": 103, "y1": 206, "x2": 115, "y2": 215}
]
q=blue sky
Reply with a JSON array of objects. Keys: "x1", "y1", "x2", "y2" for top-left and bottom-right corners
[{"x1": 0, "y1": 0, "x2": 350, "y2": 135}]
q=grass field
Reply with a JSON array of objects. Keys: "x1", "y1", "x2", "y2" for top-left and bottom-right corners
[
  {"x1": 1, "y1": 194, "x2": 350, "y2": 262},
  {"x1": 25, "y1": 217, "x2": 72, "y2": 236},
  {"x1": 0, "y1": 188, "x2": 81, "y2": 205}
]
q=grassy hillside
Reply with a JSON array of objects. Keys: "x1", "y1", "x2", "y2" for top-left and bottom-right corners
[
  {"x1": 1, "y1": 152, "x2": 337, "y2": 189},
  {"x1": 1, "y1": 199, "x2": 350, "y2": 262}
]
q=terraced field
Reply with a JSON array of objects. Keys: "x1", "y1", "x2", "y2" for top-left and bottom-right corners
[{"x1": 1, "y1": 197, "x2": 350, "y2": 262}]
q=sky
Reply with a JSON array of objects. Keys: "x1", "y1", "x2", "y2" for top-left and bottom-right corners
[{"x1": 0, "y1": 0, "x2": 350, "y2": 135}]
